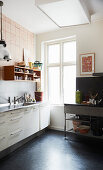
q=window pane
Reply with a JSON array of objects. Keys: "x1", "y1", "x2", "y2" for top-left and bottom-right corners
[
  {"x1": 48, "y1": 67, "x2": 60, "y2": 104},
  {"x1": 63, "y1": 41, "x2": 76, "y2": 62},
  {"x1": 63, "y1": 66, "x2": 76, "y2": 103},
  {"x1": 48, "y1": 44, "x2": 60, "y2": 64}
]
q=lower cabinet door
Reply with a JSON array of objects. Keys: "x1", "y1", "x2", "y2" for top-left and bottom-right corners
[
  {"x1": 40, "y1": 105, "x2": 50, "y2": 130},
  {"x1": 8, "y1": 115, "x2": 24, "y2": 132},
  {"x1": 24, "y1": 108, "x2": 33, "y2": 138},
  {"x1": 0, "y1": 121, "x2": 7, "y2": 136},
  {"x1": 31, "y1": 107, "x2": 39, "y2": 134},
  {"x1": 24, "y1": 106, "x2": 39, "y2": 138},
  {"x1": 8, "y1": 128, "x2": 24, "y2": 147},
  {"x1": 0, "y1": 134, "x2": 8, "y2": 152}
]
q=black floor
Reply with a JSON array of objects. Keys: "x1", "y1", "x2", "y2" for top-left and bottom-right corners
[{"x1": 0, "y1": 130, "x2": 103, "y2": 170}]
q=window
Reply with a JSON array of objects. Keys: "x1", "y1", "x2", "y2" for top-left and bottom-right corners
[
  {"x1": 45, "y1": 39, "x2": 76, "y2": 104},
  {"x1": 48, "y1": 67, "x2": 60, "y2": 104},
  {"x1": 63, "y1": 41, "x2": 76, "y2": 62},
  {"x1": 48, "y1": 44, "x2": 60, "y2": 64},
  {"x1": 63, "y1": 65, "x2": 76, "y2": 104}
]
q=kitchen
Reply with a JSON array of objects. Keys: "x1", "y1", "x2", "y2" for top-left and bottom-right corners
[{"x1": 0, "y1": 0, "x2": 103, "y2": 170}]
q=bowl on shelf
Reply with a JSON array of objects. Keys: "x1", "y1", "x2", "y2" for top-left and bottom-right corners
[{"x1": 78, "y1": 125, "x2": 90, "y2": 134}]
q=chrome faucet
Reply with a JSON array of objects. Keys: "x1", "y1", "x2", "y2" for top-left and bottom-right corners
[
  {"x1": 14, "y1": 96, "x2": 24, "y2": 104},
  {"x1": 8, "y1": 97, "x2": 11, "y2": 105}
]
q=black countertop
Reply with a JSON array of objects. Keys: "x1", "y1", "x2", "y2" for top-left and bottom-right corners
[{"x1": 64, "y1": 103, "x2": 103, "y2": 107}]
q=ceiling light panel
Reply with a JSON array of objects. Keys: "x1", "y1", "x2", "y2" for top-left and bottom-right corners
[{"x1": 36, "y1": 0, "x2": 91, "y2": 27}]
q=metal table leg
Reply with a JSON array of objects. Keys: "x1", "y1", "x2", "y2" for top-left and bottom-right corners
[{"x1": 64, "y1": 112, "x2": 67, "y2": 139}]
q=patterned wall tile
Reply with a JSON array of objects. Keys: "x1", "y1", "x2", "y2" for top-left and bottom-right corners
[{"x1": 0, "y1": 15, "x2": 35, "y2": 66}]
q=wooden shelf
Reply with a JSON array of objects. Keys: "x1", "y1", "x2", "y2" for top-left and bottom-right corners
[
  {"x1": 14, "y1": 80, "x2": 36, "y2": 82},
  {"x1": 14, "y1": 72, "x2": 25, "y2": 74},
  {"x1": 15, "y1": 66, "x2": 25, "y2": 69},
  {"x1": 25, "y1": 67, "x2": 34, "y2": 71},
  {"x1": 3, "y1": 65, "x2": 41, "y2": 84},
  {"x1": 68, "y1": 129, "x2": 103, "y2": 139},
  {"x1": 33, "y1": 69, "x2": 41, "y2": 72},
  {"x1": 25, "y1": 73, "x2": 33, "y2": 75},
  {"x1": 34, "y1": 76, "x2": 40, "y2": 78}
]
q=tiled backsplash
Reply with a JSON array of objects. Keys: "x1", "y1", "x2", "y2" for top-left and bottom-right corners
[
  {"x1": 0, "y1": 14, "x2": 35, "y2": 66},
  {"x1": 0, "y1": 81, "x2": 36, "y2": 104},
  {"x1": 0, "y1": 15, "x2": 36, "y2": 104}
]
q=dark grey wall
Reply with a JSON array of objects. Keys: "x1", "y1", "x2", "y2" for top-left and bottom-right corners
[{"x1": 76, "y1": 77, "x2": 103, "y2": 101}]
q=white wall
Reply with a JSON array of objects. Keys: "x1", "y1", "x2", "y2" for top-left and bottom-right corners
[
  {"x1": 37, "y1": 20, "x2": 103, "y2": 77},
  {"x1": 50, "y1": 105, "x2": 73, "y2": 131},
  {"x1": 0, "y1": 81, "x2": 36, "y2": 104},
  {"x1": 36, "y1": 20, "x2": 103, "y2": 131}
]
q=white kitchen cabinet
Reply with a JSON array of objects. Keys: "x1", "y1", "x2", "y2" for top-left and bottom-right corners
[
  {"x1": 8, "y1": 114, "x2": 24, "y2": 132},
  {"x1": 31, "y1": 106, "x2": 39, "y2": 133},
  {"x1": 0, "y1": 112, "x2": 8, "y2": 151},
  {"x1": 0, "y1": 103, "x2": 49, "y2": 153},
  {"x1": 39, "y1": 104, "x2": 50, "y2": 130},
  {"x1": 7, "y1": 109, "x2": 24, "y2": 147},
  {"x1": 8, "y1": 128, "x2": 24, "y2": 147},
  {"x1": 0, "y1": 134, "x2": 8, "y2": 152},
  {"x1": 24, "y1": 108, "x2": 33, "y2": 138},
  {"x1": 0, "y1": 112, "x2": 7, "y2": 135},
  {"x1": 24, "y1": 105, "x2": 39, "y2": 138}
]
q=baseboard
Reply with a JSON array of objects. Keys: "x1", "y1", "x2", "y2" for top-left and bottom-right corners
[{"x1": 49, "y1": 126, "x2": 64, "y2": 131}]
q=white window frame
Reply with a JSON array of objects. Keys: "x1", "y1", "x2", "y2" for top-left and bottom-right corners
[{"x1": 44, "y1": 37, "x2": 76, "y2": 105}]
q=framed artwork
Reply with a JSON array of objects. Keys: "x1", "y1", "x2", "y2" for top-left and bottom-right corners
[{"x1": 80, "y1": 53, "x2": 95, "y2": 75}]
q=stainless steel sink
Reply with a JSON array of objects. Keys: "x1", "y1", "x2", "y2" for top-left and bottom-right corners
[
  {"x1": 22, "y1": 102, "x2": 36, "y2": 106},
  {"x1": 13, "y1": 102, "x2": 36, "y2": 108}
]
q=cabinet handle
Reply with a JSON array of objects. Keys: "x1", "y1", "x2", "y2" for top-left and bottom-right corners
[
  {"x1": 10, "y1": 130, "x2": 22, "y2": 136},
  {"x1": 25, "y1": 109, "x2": 29, "y2": 112},
  {"x1": 11, "y1": 112, "x2": 15, "y2": 115},
  {"x1": 11, "y1": 111, "x2": 19, "y2": 115},
  {"x1": 33, "y1": 108, "x2": 38, "y2": 110},
  {"x1": 10, "y1": 116, "x2": 22, "y2": 121},
  {"x1": 0, "y1": 137, "x2": 5, "y2": 141},
  {"x1": 0, "y1": 121, "x2": 5, "y2": 125}
]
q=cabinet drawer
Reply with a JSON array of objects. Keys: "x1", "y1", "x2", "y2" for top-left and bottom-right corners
[
  {"x1": 32, "y1": 106, "x2": 39, "y2": 111},
  {"x1": 0, "y1": 134, "x2": 7, "y2": 152},
  {"x1": 0, "y1": 112, "x2": 6, "y2": 121},
  {"x1": 7, "y1": 109, "x2": 24, "y2": 118},
  {"x1": 8, "y1": 128, "x2": 24, "y2": 147},
  {"x1": 0, "y1": 121, "x2": 7, "y2": 135},
  {"x1": 24, "y1": 108, "x2": 31, "y2": 114},
  {"x1": 8, "y1": 116, "x2": 23, "y2": 132}
]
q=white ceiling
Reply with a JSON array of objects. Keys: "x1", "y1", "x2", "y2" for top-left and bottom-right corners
[
  {"x1": 2, "y1": 0, "x2": 58, "y2": 34},
  {"x1": 2, "y1": 0, "x2": 103, "y2": 34}
]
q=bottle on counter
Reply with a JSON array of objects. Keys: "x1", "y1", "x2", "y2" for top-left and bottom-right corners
[{"x1": 76, "y1": 90, "x2": 82, "y2": 104}]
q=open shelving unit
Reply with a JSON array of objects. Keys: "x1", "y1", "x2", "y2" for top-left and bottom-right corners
[
  {"x1": 3, "y1": 65, "x2": 41, "y2": 82},
  {"x1": 68, "y1": 129, "x2": 103, "y2": 140},
  {"x1": 64, "y1": 112, "x2": 103, "y2": 140}
]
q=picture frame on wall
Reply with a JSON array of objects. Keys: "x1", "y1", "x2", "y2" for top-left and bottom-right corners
[{"x1": 80, "y1": 53, "x2": 95, "y2": 75}]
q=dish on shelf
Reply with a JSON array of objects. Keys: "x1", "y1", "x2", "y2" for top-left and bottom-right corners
[{"x1": 78, "y1": 125, "x2": 90, "y2": 134}]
